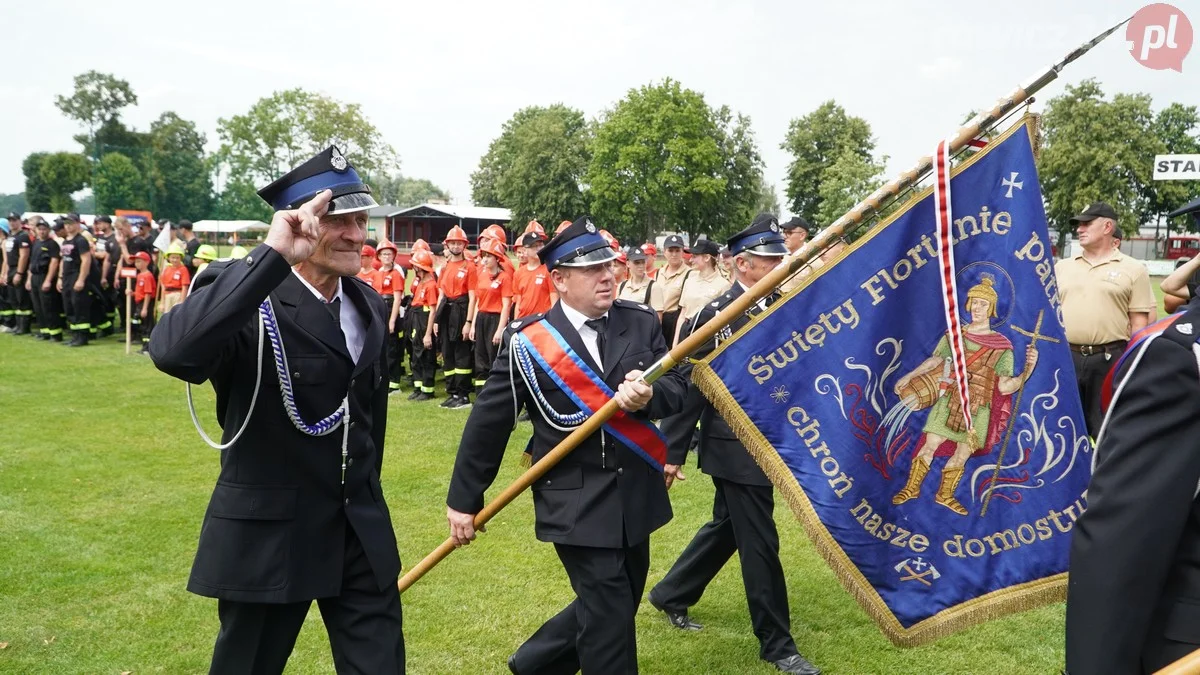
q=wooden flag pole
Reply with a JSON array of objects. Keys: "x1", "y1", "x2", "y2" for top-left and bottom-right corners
[
  {"x1": 398, "y1": 17, "x2": 1131, "y2": 594},
  {"x1": 125, "y1": 277, "x2": 133, "y2": 355}
]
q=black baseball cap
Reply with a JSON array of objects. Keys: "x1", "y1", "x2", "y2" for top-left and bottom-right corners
[
  {"x1": 626, "y1": 247, "x2": 648, "y2": 263},
  {"x1": 62, "y1": 212, "x2": 81, "y2": 223},
  {"x1": 1069, "y1": 202, "x2": 1118, "y2": 224},
  {"x1": 689, "y1": 239, "x2": 720, "y2": 257},
  {"x1": 663, "y1": 234, "x2": 686, "y2": 249},
  {"x1": 781, "y1": 216, "x2": 813, "y2": 234},
  {"x1": 6, "y1": 212, "x2": 19, "y2": 220},
  {"x1": 95, "y1": 215, "x2": 112, "y2": 224}
]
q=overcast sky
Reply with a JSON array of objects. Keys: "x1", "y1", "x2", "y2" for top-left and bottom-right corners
[{"x1": 1, "y1": 0, "x2": 1195, "y2": 218}]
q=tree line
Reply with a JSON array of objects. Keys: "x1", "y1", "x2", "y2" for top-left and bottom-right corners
[
  {"x1": 9, "y1": 72, "x2": 1199, "y2": 249},
  {"x1": 14, "y1": 71, "x2": 449, "y2": 223}
]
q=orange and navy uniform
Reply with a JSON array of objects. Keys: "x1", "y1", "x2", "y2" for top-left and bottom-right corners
[
  {"x1": 160, "y1": 263, "x2": 190, "y2": 291},
  {"x1": 411, "y1": 276, "x2": 439, "y2": 308},
  {"x1": 475, "y1": 267, "x2": 513, "y2": 315},
  {"x1": 439, "y1": 259, "x2": 476, "y2": 299},
  {"x1": 372, "y1": 267, "x2": 405, "y2": 297},
  {"x1": 513, "y1": 264, "x2": 553, "y2": 318}
]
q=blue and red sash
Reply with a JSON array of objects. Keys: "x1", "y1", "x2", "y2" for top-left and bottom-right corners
[
  {"x1": 1100, "y1": 312, "x2": 1183, "y2": 412},
  {"x1": 515, "y1": 319, "x2": 668, "y2": 471}
]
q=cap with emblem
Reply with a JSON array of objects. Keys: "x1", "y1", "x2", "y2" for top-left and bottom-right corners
[
  {"x1": 520, "y1": 232, "x2": 542, "y2": 249},
  {"x1": 663, "y1": 234, "x2": 686, "y2": 249},
  {"x1": 524, "y1": 220, "x2": 548, "y2": 241},
  {"x1": 62, "y1": 212, "x2": 81, "y2": 223},
  {"x1": 539, "y1": 217, "x2": 620, "y2": 271},
  {"x1": 6, "y1": 212, "x2": 19, "y2": 221},
  {"x1": 689, "y1": 239, "x2": 720, "y2": 257},
  {"x1": 781, "y1": 215, "x2": 813, "y2": 234},
  {"x1": 626, "y1": 247, "x2": 648, "y2": 263},
  {"x1": 728, "y1": 213, "x2": 788, "y2": 257},
  {"x1": 1069, "y1": 202, "x2": 1118, "y2": 224},
  {"x1": 256, "y1": 145, "x2": 378, "y2": 216}
]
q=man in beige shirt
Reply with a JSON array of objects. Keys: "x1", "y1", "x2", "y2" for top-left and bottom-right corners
[
  {"x1": 657, "y1": 234, "x2": 691, "y2": 340},
  {"x1": 778, "y1": 216, "x2": 824, "y2": 295},
  {"x1": 1055, "y1": 201, "x2": 1155, "y2": 438}
]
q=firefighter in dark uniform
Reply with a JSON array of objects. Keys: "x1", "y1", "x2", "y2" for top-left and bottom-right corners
[
  {"x1": 95, "y1": 215, "x2": 120, "y2": 337},
  {"x1": 28, "y1": 218, "x2": 64, "y2": 341},
  {"x1": 648, "y1": 214, "x2": 821, "y2": 675},
  {"x1": 446, "y1": 217, "x2": 690, "y2": 674},
  {"x1": 1066, "y1": 306, "x2": 1200, "y2": 674},
  {"x1": 149, "y1": 147, "x2": 404, "y2": 674},
  {"x1": 56, "y1": 213, "x2": 95, "y2": 347},
  {"x1": 4, "y1": 215, "x2": 34, "y2": 335},
  {"x1": 0, "y1": 214, "x2": 14, "y2": 331}
]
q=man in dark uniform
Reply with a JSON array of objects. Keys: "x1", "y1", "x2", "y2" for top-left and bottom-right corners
[
  {"x1": 179, "y1": 219, "x2": 202, "y2": 278},
  {"x1": 95, "y1": 215, "x2": 120, "y2": 337},
  {"x1": 149, "y1": 147, "x2": 405, "y2": 674},
  {"x1": 1065, "y1": 308, "x2": 1200, "y2": 674},
  {"x1": 27, "y1": 218, "x2": 64, "y2": 341},
  {"x1": 446, "y1": 217, "x2": 690, "y2": 674},
  {"x1": 56, "y1": 213, "x2": 94, "y2": 347},
  {"x1": 648, "y1": 214, "x2": 821, "y2": 675},
  {"x1": 0, "y1": 213, "x2": 15, "y2": 332},
  {"x1": 4, "y1": 215, "x2": 34, "y2": 335}
]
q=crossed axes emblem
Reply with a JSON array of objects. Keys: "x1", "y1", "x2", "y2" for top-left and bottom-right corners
[{"x1": 895, "y1": 557, "x2": 941, "y2": 586}]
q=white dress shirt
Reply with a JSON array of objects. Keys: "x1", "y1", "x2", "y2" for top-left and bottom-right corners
[
  {"x1": 291, "y1": 269, "x2": 367, "y2": 364},
  {"x1": 559, "y1": 301, "x2": 608, "y2": 370}
]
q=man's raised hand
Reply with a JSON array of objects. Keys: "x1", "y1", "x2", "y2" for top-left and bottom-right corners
[{"x1": 264, "y1": 189, "x2": 332, "y2": 265}]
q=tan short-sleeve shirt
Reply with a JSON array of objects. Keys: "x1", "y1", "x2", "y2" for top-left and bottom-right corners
[
  {"x1": 618, "y1": 276, "x2": 665, "y2": 312},
  {"x1": 1055, "y1": 250, "x2": 1156, "y2": 345},
  {"x1": 677, "y1": 271, "x2": 731, "y2": 323},
  {"x1": 656, "y1": 264, "x2": 690, "y2": 312}
]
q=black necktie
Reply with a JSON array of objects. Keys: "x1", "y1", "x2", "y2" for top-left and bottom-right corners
[
  {"x1": 326, "y1": 297, "x2": 341, "y2": 326},
  {"x1": 584, "y1": 317, "x2": 608, "y2": 362}
]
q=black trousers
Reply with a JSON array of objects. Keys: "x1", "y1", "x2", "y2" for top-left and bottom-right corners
[
  {"x1": 6, "y1": 273, "x2": 32, "y2": 324},
  {"x1": 132, "y1": 299, "x2": 156, "y2": 345},
  {"x1": 439, "y1": 308, "x2": 473, "y2": 398},
  {"x1": 209, "y1": 528, "x2": 404, "y2": 675},
  {"x1": 649, "y1": 477, "x2": 797, "y2": 662},
  {"x1": 473, "y1": 311, "x2": 501, "y2": 388},
  {"x1": 383, "y1": 298, "x2": 404, "y2": 390},
  {"x1": 1072, "y1": 347, "x2": 1123, "y2": 440},
  {"x1": 511, "y1": 540, "x2": 650, "y2": 675},
  {"x1": 62, "y1": 277, "x2": 92, "y2": 334},
  {"x1": 0, "y1": 281, "x2": 11, "y2": 327},
  {"x1": 408, "y1": 307, "x2": 436, "y2": 393},
  {"x1": 30, "y1": 274, "x2": 63, "y2": 337},
  {"x1": 661, "y1": 309, "x2": 680, "y2": 348}
]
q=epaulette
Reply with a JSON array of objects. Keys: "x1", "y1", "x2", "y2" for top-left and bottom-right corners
[
  {"x1": 506, "y1": 313, "x2": 544, "y2": 334},
  {"x1": 613, "y1": 298, "x2": 656, "y2": 315}
]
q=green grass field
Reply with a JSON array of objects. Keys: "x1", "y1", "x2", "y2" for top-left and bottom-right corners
[{"x1": 14, "y1": 272, "x2": 1172, "y2": 675}]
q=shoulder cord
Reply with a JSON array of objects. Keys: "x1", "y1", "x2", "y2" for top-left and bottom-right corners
[
  {"x1": 509, "y1": 330, "x2": 588, "y2": 432},
  {"x1": 187, "y1": 298, "x2": 351, "y2": 483}
]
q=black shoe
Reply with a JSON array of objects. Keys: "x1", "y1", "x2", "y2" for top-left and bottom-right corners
[
  {"x1": 507, "y1": 654, "x2": 520, "y2": 675},
  {"x1": 650, "y1": 596, "x2": 702, "y2": 631},
  {"x1": 448, "y1": 395, "x2": 471, "y2": 409},
  {"x1": 439, "y1": 396, "x2": 456, "y2": 408},
  {"x1": 406, "y1": 390, "x2": 422, "y2": 401},
  {"x1": 49, "y1": 333, "x2": 63, "y2": 343},
  {"x1": 68, "y1": 334, "x2": 88, "y2": 347},
  {"x1": 413, "y1": 392, "x2": 433, "y2": 401},
  {"x1": 769, "y1": 654, "x2": 821, "y2": 675}
]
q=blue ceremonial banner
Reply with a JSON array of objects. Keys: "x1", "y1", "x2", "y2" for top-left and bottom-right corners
[{"x1": 693, "y1": 118, "x2": 1090, "y2": 646}]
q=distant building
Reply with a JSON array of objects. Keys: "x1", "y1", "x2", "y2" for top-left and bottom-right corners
[{"x1": 386, "y1": 204, "x2": 512, "y2": 248}]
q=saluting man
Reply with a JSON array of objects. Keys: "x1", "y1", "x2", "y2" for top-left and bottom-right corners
[
  {"x1": 446, "y1": 217, "x2": 690, "y2": 674},
  {"x1": 649, "y1": 214, "x2": 821, "y2": 675},
  {"x1": 149, "y1": 147, "x2": 404, "y2": 674}
]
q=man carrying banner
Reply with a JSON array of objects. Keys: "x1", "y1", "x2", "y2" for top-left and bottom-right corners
[
  {"x1": 648, "y1": 214, "x2": 821, "y2": 675},
  {"x1": 891, "y1": 276, "x2": 1038, "y2": 515},
  {"x1": 445, "y1": 217, "x2": 689, "y2": 675},
  {"x1": 1066, "y1": 304, "x2": 1200, "y2": 674}
]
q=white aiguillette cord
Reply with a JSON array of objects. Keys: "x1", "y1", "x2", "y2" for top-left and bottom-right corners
[{"x1": 186, "y1": 298, "x2": 352, "y2": 482}]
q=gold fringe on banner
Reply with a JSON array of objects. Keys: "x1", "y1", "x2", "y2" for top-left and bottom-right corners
[{"x1": 692, "y1": 117, "x2": 1064, "y2": 647}]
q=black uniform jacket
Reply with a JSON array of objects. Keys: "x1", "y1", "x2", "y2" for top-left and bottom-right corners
[
  {"x1": 1066, "y1": 310, "x2": 1200, "y2": 674},
  {"x1": 446, "y1": 299, "x2": 689, "y2": 548},
  {"x1": 663, "y1": 283, "x2": 771, "y2": 487},
  {"x1": 150, "y1": 244, "x2": 400, "y2": 603}
]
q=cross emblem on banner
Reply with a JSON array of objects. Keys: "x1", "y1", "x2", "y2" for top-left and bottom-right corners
[{"x1": 1001, "y1": 172, "x2": 1023, "y2": 198}]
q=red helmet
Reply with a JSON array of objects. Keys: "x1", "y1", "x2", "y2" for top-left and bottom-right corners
[
  {"x1": 411, "y1": 238, "x2": 430, "y2": 253},
  {"x1": 444, "y1": 226, "x2": 469, "y2": 244},
  {"x1": 599, "y1": 229, "x2": 620, "y2": 251},
  {"x1": 483, "y1": 224, "x2": 508, "y2": 244},
  {"x1": 480, "y1": 237, "x2": 507, "y2": 260},
  {"x1": 555, "y1": 220, "x2": 572, "y2": 236},
  {"x1": 360, "y1": 245, "x2": 377, "y2": 258},
  {"x1": 376, "y1": 239, "x2": 397, "y2": 255},
  {"x1": 411, "y1": 250, "x2": 434, "y2": 272},
  {"x1": 641, "y1": 242, "x2": 657, "y2": 257}
]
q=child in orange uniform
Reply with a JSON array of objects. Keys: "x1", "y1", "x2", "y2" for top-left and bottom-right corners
[
  {"x1": 408, "y1": 251, "x2": 440, "y2": 401},
  {"x1": 129, "y1": 251, "x2": 157, "y2": 354},
  {"x1": 159, "y1": 249, "x2": 191, "y2": 314},
  {"x1": 372, "y1": 241, "x2": 407, "y2": 392},
  {"x1": 469, "y1": 237, "x2": 513, "y2": 389}
]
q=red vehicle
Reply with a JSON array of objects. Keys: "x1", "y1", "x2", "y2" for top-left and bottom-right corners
[{"x1": 1166, "y1": 234, "x2": 1200, "y2": 260}]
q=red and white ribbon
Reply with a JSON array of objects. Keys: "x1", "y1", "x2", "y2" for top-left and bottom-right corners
[{"x1": 933, "y1": 139, "x2": 973, "y2": 434}]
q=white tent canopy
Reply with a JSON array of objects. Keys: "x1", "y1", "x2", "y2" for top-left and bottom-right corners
[{"x1": 191, "y1": 220, "x2": 270, "y2": 234}]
